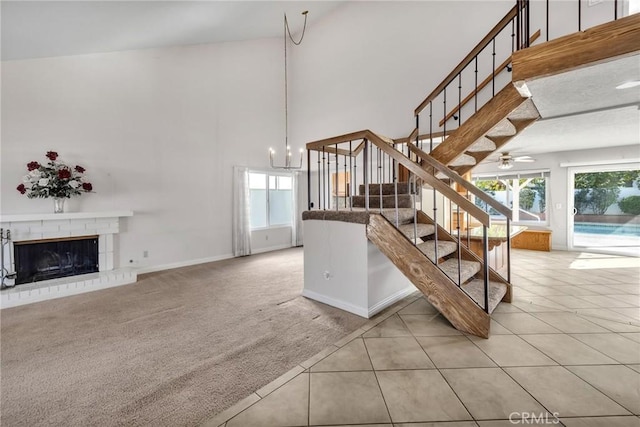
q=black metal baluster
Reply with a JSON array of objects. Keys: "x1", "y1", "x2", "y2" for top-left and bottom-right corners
[
  {"x1": 474, "y1": 56, "x2": 478, "y2": 113},
  {"x1": 321, "y1": 148, "x2": 325, "y2": 210},
  {"x1": 457, "y1": 204, "x2": 462, "y2": 287},
  {"x1": 364, "y1": 140, "x2": 370, "y2": 212},
  {"x1": 317, "y1": 151, "x2": 321, "y2": 210},
  {"x1": 327, "y1": 145, "x2": 331, "y2": 210},
  {"x1": 379, "y1": 148, "x2": 383, "y2": 213},
  {"x1": 483, "y1": 225, "x2": 490, "y2": 313},
  {"x1": 578, "y1": 0, "x2": 582, "y2": 32},
  {"x1": 344, "y1": 151, "x2": 347, "y2": 211},
  {"x1": 457, "y1": 73, "x2": 462, "y2": 125},
  {"x1": 443, "y1": 86, "x2": 447, "y2": 145},
  {"x1": 307, "y1": 149, "x2": 311, "y2": 210},
  {"x1": 546, "y1": 0, "x2": 550, "y2": 41},
  {"x1": 492, "y1": 38, "x2": 496, "y2": 96},
  {"x1": 349, "y1": 141, "x2": 353, "y2": 211},
  {"x1": 335, "y1": 144, "x2": 339, "y2": 211}
]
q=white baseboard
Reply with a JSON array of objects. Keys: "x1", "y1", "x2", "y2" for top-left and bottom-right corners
[
  {"x1": 301, "y1": 289, "x2": 369, "y2": 318},
  {"x1": 302, "y1": 286, "x2": 416, "y2": 319},
  {"x1": 367, "y1": 286, "x2": 417, "y2": 318},
  {"x1": 136, "y1": 253, "x2": 234, "y2": 274},
  {"x1": 137, "y1": 245, "x2": 295, "y2": 275},
  {"x1": 251, "y1": 244, "x2": 294, "y2": 254}
]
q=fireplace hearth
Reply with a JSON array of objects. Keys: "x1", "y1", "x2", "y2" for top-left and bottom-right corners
[{"x1": 14, "y1": 236, "x2": 99, "y2": 285}]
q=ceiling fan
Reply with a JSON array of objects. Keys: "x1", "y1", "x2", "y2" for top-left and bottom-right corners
[{"x1": 491, "y1": 152, "x2": 536, "y2": 170}]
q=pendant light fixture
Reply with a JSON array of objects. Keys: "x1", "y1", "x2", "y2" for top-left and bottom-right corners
[{"x1": 269, "y1": 10, "x2": 308, "y2": 170}]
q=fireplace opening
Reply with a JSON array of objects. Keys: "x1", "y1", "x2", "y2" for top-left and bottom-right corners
[{"x1": 14, "y1": 236, "x2": 99, "y2": 285}]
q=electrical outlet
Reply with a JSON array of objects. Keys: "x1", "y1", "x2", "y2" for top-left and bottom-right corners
[
  {"x1": 323, "y1": 271, "x2": 331, "y2": 280},
  {"x1": 588, "y1": 0, "x2": 603, "y2": 6},
  {"x1": 143, "y1": 250, "x2": 149, "y2": 258}
]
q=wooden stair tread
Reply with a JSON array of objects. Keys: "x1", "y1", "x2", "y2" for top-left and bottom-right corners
[
  {"x1": 417, "y1": 240, "x2": 458, "y2": 262},
  {"x1": 486, "y1": 118, "x2": 516, "y2": 138},
  {"x1": 352, "y1": 194, "x2": 413, "y2": 208},
  {"x1": 359, "y1": 182, "x2": 412, "y2": 196},
  {"x1": 507, "y1": 98, "x2": 540, "y2": 122},
  {"x1": 466, "y1": 136, "x2": 497, "y2": 153},
  {"x1": 462, "y1": 279, "x2": 508, "y2": 314},
  {"x1": 398, "y1": 223, "x2": 435, "y2": 240},
  {"x1": 440, "y1": 259, "x2": 481, "y2": 284},
  {"x1": 449, "y1": 153, "x2": 477, "y2": 167},
  {"x1": 380, "y1": 208, "x2": 416, "y2": 225}
]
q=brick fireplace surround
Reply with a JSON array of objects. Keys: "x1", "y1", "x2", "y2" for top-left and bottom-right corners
[{"x1": 0, "y1": 211, "x2": 136, "y2": 308}]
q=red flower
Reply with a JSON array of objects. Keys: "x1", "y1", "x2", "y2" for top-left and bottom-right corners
[
  {"x1": 27, "y1": 161, "x2": 41, "y2": 171},
  {"x1": 17, "y1": 184, "x2": 26, "y2": 194},
  {"x1": 75, "y1": 165, "x2": 85, "y2": 173},
  {"x1": 82, "y1": 182, "x2": 93, "y2": 192},
  {"x1": 58, "y1": 169, "x2": 72, "y2": 179},
  {"x1": 46, "y1": 151, "x2": 59, "y2": 161}
]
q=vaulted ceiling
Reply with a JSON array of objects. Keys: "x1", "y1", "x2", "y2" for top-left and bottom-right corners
[{"x1": 1, "y1": 1, "x2": 344, "y2": 61}]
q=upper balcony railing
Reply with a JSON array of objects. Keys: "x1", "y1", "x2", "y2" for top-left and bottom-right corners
[{"x1": 413, "y1": 0, "x2": 625, "y2": 154}]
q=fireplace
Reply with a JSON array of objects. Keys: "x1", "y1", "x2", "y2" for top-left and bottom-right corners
[{"x1": 14, "y1": 236, "x2": 99, "y2": 285}]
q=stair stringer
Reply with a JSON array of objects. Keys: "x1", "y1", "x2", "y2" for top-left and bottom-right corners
[
  {"x1": 429, "y1": 84, "x2": 528, "y2": 166},
  {"x1": 416, "y1": 210, "x2": 512, "y2": 303},
  {"x1": 367, "y1": 213, "x2": 491, "y2": 338}
]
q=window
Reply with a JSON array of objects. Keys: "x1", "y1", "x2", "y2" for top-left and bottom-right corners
[
  {"x1": 248, "y1": 172, "x2": 293, "y2": 229},
  {"x1": 472, "y1": 171, "x2": 550, "y2": 224}
]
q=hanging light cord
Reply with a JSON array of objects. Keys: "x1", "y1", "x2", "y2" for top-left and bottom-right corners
[{"x1": 284, "y1": 12, "x2": 308, "y2": 157}]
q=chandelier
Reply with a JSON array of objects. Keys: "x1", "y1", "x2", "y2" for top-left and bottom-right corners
[{"x1": 269, "y1": 11, "x2": 308, "y2": 170}]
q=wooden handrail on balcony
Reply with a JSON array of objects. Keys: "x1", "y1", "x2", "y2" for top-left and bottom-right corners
[
  {"x1": 414, "y1": 3, "x2": 522, "y2": 116},
  {"x1": 438, "y1": 29, "x2": 541, "y2": 127},
  {"x1": 407, "y1": 142, "x2": 513, "y2": 219}
]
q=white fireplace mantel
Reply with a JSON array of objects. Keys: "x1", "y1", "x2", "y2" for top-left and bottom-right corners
[{"x1": 1, "y1": 210, "x2": 133, "y2": 223}]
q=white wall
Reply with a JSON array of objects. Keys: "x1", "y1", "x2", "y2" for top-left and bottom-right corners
[
  {"x1": 473, "y1": 145, "x2": 640, "y2": 250},
  {"x1": 1, "y1": 38, "x2": 288, "y2": 269},
  {"x1": 290, "y1": 1, "x2": 514, "y2": 145},
  {"x1": 303, "y1": 219, "x2": 415, "y2": 317}
]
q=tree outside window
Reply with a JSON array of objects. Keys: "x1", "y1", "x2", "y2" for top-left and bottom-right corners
[{"x1": 473, "y1": 172, "x2": 549, "y2": 223}]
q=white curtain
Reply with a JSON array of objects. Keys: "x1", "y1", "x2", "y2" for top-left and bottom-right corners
[
  {"x1": 232, "y1": 166, "x2": 252, "y2": 256},
  {"x1": 291, "y1": 171, "x2": 304, "y2": 247}
]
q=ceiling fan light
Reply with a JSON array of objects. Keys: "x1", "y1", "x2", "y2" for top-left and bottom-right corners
[{"x1": 498, "y1": 159, "x2": 513, "y2": 170}]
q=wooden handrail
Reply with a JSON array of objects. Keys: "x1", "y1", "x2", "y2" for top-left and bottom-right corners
[
  {"x1": 305, "y1": 129, "x2": 491, "y2": 225},
  {"x1": 366, "y1": 131, "x2": 490, "y2": 226},
  {"x1": 407, "y1": 142, "x2": 513, "y2": 219},
  {"x1": 438, "y1": 29, "x2": 541, "y2": 127},
  {"x1": 393, "y1": 130, "x2": 451, "y2": 145},
  {"x1": 414, "y1": 3, "x2": 521, "y2": 116},
  {"x1": 306, "y1": 130, "x2": 371, "y2": 151}
]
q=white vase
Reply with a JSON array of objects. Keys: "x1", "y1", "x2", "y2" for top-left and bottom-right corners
[{"x1": 53, "y1": 198, "x2": 66, "y2": 214}]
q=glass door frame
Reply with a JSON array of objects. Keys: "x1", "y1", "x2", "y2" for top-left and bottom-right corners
[{"x1": 567, "y1": 161, "x2": 640, "y2": 253}]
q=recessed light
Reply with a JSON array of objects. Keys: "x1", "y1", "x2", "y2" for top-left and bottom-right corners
[{"x1": 616, "y1": 80, "x2": 640, "y2": 90}]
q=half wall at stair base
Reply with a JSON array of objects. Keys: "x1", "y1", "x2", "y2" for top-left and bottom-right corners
[{"x1": 303, "y1": 219, "x2": 416, "y2": 318}]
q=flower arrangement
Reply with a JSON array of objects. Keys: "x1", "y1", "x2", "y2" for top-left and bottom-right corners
[{"x1": 16, "y1": 151, "x2": 93, "y2": 199}]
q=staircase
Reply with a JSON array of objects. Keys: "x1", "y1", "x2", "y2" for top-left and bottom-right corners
[
  {"x1": 359, "y1": 182, "x2": 508, "y2": 315},
  {"x1": 303, "y1": 3, "x2": 640, "y2": 338}
]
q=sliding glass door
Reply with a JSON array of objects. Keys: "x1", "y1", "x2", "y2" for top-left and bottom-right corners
[{"x1": 568, "y1": 164, "x2": 640, "y2": 256}]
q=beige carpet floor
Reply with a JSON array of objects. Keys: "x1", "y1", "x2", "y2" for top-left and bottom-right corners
[{"x1": 0, "y1": 248, "x2": 369, "y2": 427}]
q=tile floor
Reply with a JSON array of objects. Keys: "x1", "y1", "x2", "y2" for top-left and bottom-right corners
[{"x1": 204, "y1": 249, "x2": 640, "y2": 427}]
